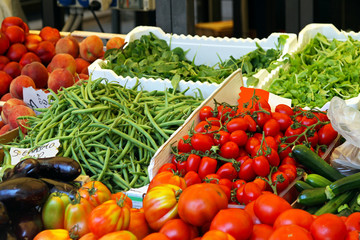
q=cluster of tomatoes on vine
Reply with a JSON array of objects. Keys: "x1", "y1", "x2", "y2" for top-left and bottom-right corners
[{"x1": 155, "y1": 95, "x2": 338, "y2": 205}]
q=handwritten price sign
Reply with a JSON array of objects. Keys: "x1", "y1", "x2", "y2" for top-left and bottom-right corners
[{"x1": 23, "y1": 87, "x2": 51, "y2": 114}]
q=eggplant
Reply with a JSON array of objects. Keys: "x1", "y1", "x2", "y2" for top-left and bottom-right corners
[
  {"x1": 0, "y1": 225, "x2": 16, "y2": 240},
  {"x1": 11, "y1": 208, "x2": 43, "y2": 240},
  {"x1": 2, "y1": 158, "x2": 40, "y2": 181},
  {"x1": 37, "y1": 156, "x2": 81, "y2": 182},
  {"x1": 0, "y1": 201, "x2": 9, "y2": 226},
  {"x1": 40, "y1": 178, "x2": 79, "y2": 200},
  {"x1": 0, "y1": 177, "x2": 49, "y2": 210}
]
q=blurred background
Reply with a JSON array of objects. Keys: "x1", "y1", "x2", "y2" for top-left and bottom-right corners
[{"x1": 2, "y1": 0, "x2": 360, "y2": 38}]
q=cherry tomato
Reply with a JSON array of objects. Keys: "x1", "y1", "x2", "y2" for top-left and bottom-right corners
[
  {"x1": 217, "y1": 105, "x2": 236, "y2": 122},
  {"x1": 207, "y1": 117, "x2": 221, "y2": 127},
  {"x1": 318, "y1": 123, "x2": 338, "y2": 146},
  {"x1": 158, "y1": 163, "x2": 177, "y2": 174},
  {"x1": 244, "y1": 201, "x2": 261, "y2": 224},
  {"x1": 310, "y1": 213, "x2": 347, "y2": 240},
  {"x1": 281, "y1": 156, "x2": 297, "y2": 166},
  {"x1": 345, "y1": 212, "x2": 360, "y2": 231},
  {"x1": 255, "y1": 99, "x2": 271, "y2": 111},
  {"x1": 186, "y1": 154, "x2": 202, "y2": 173},
  {"x1": 216, "y1": 162, "x2": 238, "y2": 181},
  {"x1": 300, "y1": 113, "x2": 318, "y2": 127},
  {"x1": 284, "y1": 124, "x2": 305, "y2": 144},
  {"x1": 198, "y1": 156, "x2": 218, "y2": 180},
  {"x1": 253, "y1": 178, "x2": 268, "y2": 191},
  {"x1": 238, "y1": 159, "x2": 256, "y2": 182},
  {"x1": 252, "y1": 156, "x2": 270, "y2": 177},
  {"x1": 275, "y1": 104, "x2": 294, "y2": 116},
  {"x1": 245, "y1": 137, "x2": 261, "y2": 156},
  {"x1": 204, "y1": 173, "x2": 220, "y2": 184},
  {"x1": 177, "y1": 135, "x2": 193, "y2": 153},
  {"x1": 263, "y1": 119, "x2": 280, "y2": 137},
  {"x1": 306, "y1": 130, "x2": 319, "y2": 148},
  {"x1": 183, "y1": 171, "x2": 202, "y2": 187},
  {"x1": 194, "y1": 121, "x2": 211, "y2": 133},
  {"x1": 278, "y1": 144, "x2": 292, "y2": 160},
  {"x1": 278, "y1": 164, "x2": 297, "y2": 175},
  {"x1": 273, "y1": 208, "x2": 314, "y2": 231},
  {"x1": 244, "y1": 115, "x2": 257, "y2": 132},
  {"x1": 265, "y1": 147, "x2": 280, "y2": 167},
  {"x1": 255, "y1": 112, "x2": 272, "y2": 128},
  {"x1": 265, "y1": 136, "x2": 278, "y2": 151},
  {"x1": 230, "y1": 130, "x2": 248, "y2": 147},
  {"x1": 220, "y1": 141, "x2": 240, "y2": 159},
  {"x1": 191, "y1": 133, "x2": 214, "y2": 152},
  {"x1": 236, "y1": 155, "x2": 250, "y2": 165},
  {"x1": 199, "y1": 106, "x2": 214, "y2": 121},
  {"x1": 242, "y1": 182, "x2": 262, "y2": 204},
  {"x1": 213, "y1": 130, "x2": 231, "y2": 146},
  {"x1": 232, "y1": 179, "x2": 246, "y2": 190},
  {"x1": 271, "y1": 112, "x2": 292, "y2": 131},
  {"x1": 226, "y1": 117, "x2": 248, "y2": 133},
  {"x1": 271, "y1": 171, "x2": 289, "y2": 193}
]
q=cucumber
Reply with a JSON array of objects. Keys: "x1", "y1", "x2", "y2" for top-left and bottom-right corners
[
  {"x1": 305, "y1": 174, "x2": 332, "y2": 188},
  {"x1": 314, "y1": 191, "x2": 356, "y2": 216},
  {"x1": 325, "y1": 172, "x2": 360, "y2": 199},
  {"x1": 297, "y1": 187, "x2": 327, "y2": 207},
  {"x1": 294, "y1": 180, "x2": 313, "y2": 192},
  {"x1": 292, "y1": 145, "x2": 344, "y2": 181},
  {"x1": 349, "y1": 192, "x2": 360, "y2": 212}
]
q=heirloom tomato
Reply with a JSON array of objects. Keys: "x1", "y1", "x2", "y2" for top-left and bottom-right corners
[
  {"x1": 33, "y1": 229, "x2": 71, "y2": 240},
  {"x1": 202, "y1": 230, "x2": 235, "y2": 240},
  {"x1": 269, "y1": 225, "x2": 313, "y2": 240},
  {"x1": 310, "y1": 213, "x2": 347, "y2": 240},
  {"x1": 64, "y1": 196, "x2": 93, "y2": 237},
  {"x1": 78, "y1": 181, "x2": 111, "y2": 208},
  {"x1": 111, "y1": 192, "x2": 133, "y2": 208},
  {"x1": 250, "y1": 224, "x2": 274, "y2": 240},
  {"x1": 273, "y1": 209, "x2": 314, "y2": 231},
  {"x1": 148, "y1": 171, "x2": 186, "y2": 191},
  {"x1": 88, "y1": 199, "x2": 131, "y2": 238},
  {"x1": 159, "y1": 218, "x2": 199, "y2": 240},
  {"x1": 143, "y1": 184, "x2": 181, "y2": 231},
  {"x1": 143, "y1": 233, "x2": 170, "y2": 240},
  {"x1": 98, "y1": 231, "x2": 137, "y2": 240},
  {"x1": 78, "y1": 232, "x2": 97, "y2": 240},
  {"x1": 178, "y1": 183, "x2": 228, "y2": 226},
  {"x1": 128, "y1": 208, "x2": 151, "y2": 239},
  {"x1": 41, "y1": 192, "x2": 70, "y2": 229}
]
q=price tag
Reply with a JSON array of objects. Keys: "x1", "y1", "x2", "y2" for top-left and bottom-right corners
[
  {"x1": 9, "y1": 139, "x2": 61, "y2": 165},
  {"x1": 23, "y1": 87, "x2": 51, "y2": 114}
]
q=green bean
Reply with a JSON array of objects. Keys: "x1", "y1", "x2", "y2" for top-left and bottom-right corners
[
  {"x1": 144, "y1": 104, "x2": 169, "y2": 139},
  {"x1": 97, "y1": 147, "x2": 111, "y2": 181},
  {"x1": 72, "y1": 106, "x2": 110, "y2": 114}
]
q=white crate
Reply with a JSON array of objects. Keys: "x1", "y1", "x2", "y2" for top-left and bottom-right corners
[
  {"x1": 259, "y1": 23, "x2": 360, "y2": 110},
  {"x1": 88, "y1": 26, "x2": 297, "y2": 99}
]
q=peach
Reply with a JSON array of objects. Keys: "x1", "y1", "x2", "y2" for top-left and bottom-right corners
[
  {"x1": 6, "y1": 43, "x2": 28, "y2": 62},
  {"x1": 55, "y1": 36, "x2": 80, "y2": 58},
  {"x1": 0, "y1": 92, "x2": 13, "y2": 101},
  {"x1": 0, "y1": 56, "x2": 10, "y2": 71},
  {"x1": 79, "y1": 35, "x2": 104, "y2": 62},
  {"x1": 0, "y1": 124, "x2": 11, "y2": 135},
  {"x1": 0, "y1": 121, "x2": 4, "y2": 129},
  {"x1": 0, "y1": 71, "x2": 13, "y2": 97},
  {"x1": 3, "y1": 62, "x2": 22, "y2": 79},
  {"x1": 19, "y1": 52, "x2": 41, "y2": 67},
  {"x1": 8, "y1": 105, "x2": 36, "y2": 133},
  {"x1": 48, "y1": 68, "x2": 74, "y2": 93},
  {"x1": 4, "y1": 25, "x2": 25, "y2": 44},
  {"x1": 2, "y1": 98, "x2": 27, "y2": 121},
  {"x1": 25, "y1": 33, "x2": 42, "y2": 52},
  {"x1": 75, "y1": 57, "x2": 90, "y2": 74},
  {"x1": 39, "y1": 26, "x2": 61, "y2": 45},
  {"x1": 21, "y1": 62, "x2": 49, "y2": 89},
  {"x1": 1, "y1": 16, "x2": 28, "y2": 33},
  {"x1": 35, "y1": 41, "x2": 56, "y2": 65},
  {"x1": 75, "y1": 73, "x2": 89, "y2": 83},
  {"x1": 0, "y1": 32, "x2": 10, "y2": 55},
  {"x1": 9, "y1": 75, "x2": 36, "y2": 99},
  {"x1": 47, "y1": 53, "x2": 76, "y2": 75},
  {"x1": 106, "y1": 37, "x2": 125, "y2": 50}
]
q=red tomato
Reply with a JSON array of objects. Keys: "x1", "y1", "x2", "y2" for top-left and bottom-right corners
[
  {"x1": 78, "y1": 181, "x2": 112, "y2": 208},
  {"x1": 281, "y1": 156, "x2": 297, "y2": 166},
  {"x1": 310, "y1": 213, "x2": 347, "y2": 240},
  {"x1": 255, "y1": 99, "x2": 271, "y2": 111},
  {"x1": 98, "y1": 231, "x2": 137, "y2": 240},
  {"x1": 217, "y1": 183, "x2": 232, "y2": 202},
  {"x1": 177, "y1": 135, "x2": 193, "y2": 153},
  {"x1": 143, "y1": 184, "x2": 181, "y2": 231},
  {"x1": 271, "y1": 171, "x2": 290, "y2": 193},
  {"x1": 159, "y1": 218, "x2": 199, "y2": 240},
  {"x1": 236, "y1": 155, "x2": 251, "y2": 165},
  {"x1": 307, "y1": 131, "x2": 319, "y2": 148},
  {"x1": 238, "y1": 158, "x2": 257, "y2": 182},
  {"x1": 199, "y1": 106, "x2": 214, "y2": 121},
  {"x1": 226, "y1": 117, "x2": 248, "y2": 133},
  {"x1": 220, "y1": 141, "x2": 240, "y2": 159},
  {"x1": 148, "y1": 171, "x2": 186, "y2": 191},
  {"x1": 242, "y1": 182, "x2": 262, "y2": 204},
  {"x1": 285, "y1": 125, "x2": 305, "y2": 143},
  {"x1": 128, "y1": 208, "x2": 151, "y2": 240},
  {"x1": 255, "y1": 112, "x2": 272, "y2": 128},
  {"x1": 265, "y1": 136, "x2": 278, "y2": 151},
  {"x1": 217, "y1": 105, "x2": 236, "y2": 122},
  {"x1": 158, "y1": 163, "x2": 177, "y2": 174},
  {"x1": 143, "y1": 233, "x2": 170, "y2": 240},
  {"x1": 184, "y1": 171, "x2": 202, "y2": 187},
  {"x1": 34, "y1": 230, "x2": 71, "y2": 240},
  {"x1": 345, "y1": 212, "x2": 360, "y2": 231},
  {"x1": 210, "y1": 208, "x2": 253, "y2": 240},
  {"x1": 244, "y1": 201, "x2": 261, "y2": 225},
  {"x1": 64, "y1": 197, "x2": 93, "y2": 237},
  {"x1": 244, "y1": 115, "x2": 257, "y2": 132},
  {"x1": 207, "y1": 117, "x2": 221, "y2": 127},
  {"x1": 213, "y1": 130, "x2": 231, "y2": 146},
  {"x1": 252, "y1": 156, "x2": 270, "y2": 177},
  {"x1": 300, "y1": 114, "x2": 318, "y2": 127},
  {"x1": 271, "y1": 112, "x2": 292, "y2": 131},
  {"x1": 269, "y1": 225, "x2": 313, "y2": 240},
  {"x1": 278, "y1": 164, "x2": 297, "y2": 175},
  {"x1": 317, "y1": 112, "x2": 329, "y2": 122},
  {"x1": 232, "y1": 179, "x2": 246, "y2": 190},
  {"x1": 250, "y1": 224, "x2": 274, "y2": 240},
  {"x1": 111, "y1": 192, "x2": 133, "y2": 209},
  {"x1": 191, "y1": 133, "x2": 215, "y2": 152},
  {"x1": 218, "y1": 178, "x2": 233, "y2": 190},
  {"x1": 78, "y1": 232, "x2": 97, "y2": 240},
  {"x1": 216, "y1": 162, "x2": 239, "y2": 181},
  {"x1": 245, "y1": 137, "x2": 261, "y2": 156},
  {"x1": 202, "y1": 230, "x2": 236, "y2": 240},
  {"x1": 235, "y1": 184, "x2": 246, "y2": 204},
  {"x1": 253, "y1": 178, "x2": 268, "y2": 191},
  {"x1": 204, "y1": 173, "x2": 221, "y2": 184},
  {"x1": 186, "y1": 154, "x2": 202, "y2": 173},
  {"x1": 273, "y1": 209, "x2": 314, "y2": 231},
  {"x1": 346, "y1": 230, "x2": 360, "y2": 240},
  {"x1": 278, "y1": 144, "x2": 292, "y2": 160},
  {"x1": 265, "y1": 147, "x2": 280, "y2": 167},
  {"x1": 194, "y1": 121, "x2": 211, "y2": 133},
  {"x1": 178, "y1": 183, "x2": 228, "y2": 227},
  {"x1": 230, "y1": 130, "x2": 248, "y2": 147},
  {"x1": 275, "y1": 104, "x2": 294, "y2": 116},
  {"x1": 263, "y1": 119, "x2": 281, "y2": 137},
  {"x1": 253, "y1": 132, "x2": 263, "y2": 141},
  {"x1": 318, "y1": 123, "x2": 338, "y2": 146},
  {"x1": 253, "y1": 193, "x2": 292, "y2": 225},
  {"x1": 198, "y1": 156, "x2": 218, "y2": 180}
]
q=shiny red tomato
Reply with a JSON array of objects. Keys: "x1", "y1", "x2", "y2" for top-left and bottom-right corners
[
  {"x1": 310, "y1": 213, "x2": 347, "y2": 240},
  {"x1": 186, "y1": 154, "x2": 202, "y2": 173},
  {"x1": 210, "y1": 208, "x2": 253, "y2": 240},
  {"x1": 255, "y1": 112, "x2": 272, "y2": 128},
  {"x1": 252, "y1": 156, "x2": 270, "y2": 177},
  {"x1": 207, "y1": 117, "x2": 221, "y2": 127},
  {"x1": 278, "y1": 144, "x2": 292, "y2": 160},
  {"x1": 281, "y1": 156, "x2": 297, "y2": 166},
  {"x1": 128, "y1": 208, "x2": 151, "y2": 240},
  {"x1": 278, "y1": 164, "x2": 297, "y2": 175},
  {"x1": 143, "y1": 233, "x2": 170, "y2": 240},
  {"x1": 98, "y1": 231, "x2": 137, "y2": 240},
  {"x1": 191, "y1": 133, "x2": 215, "y2": 152},
  {"x1": 235, "y1": 184, "x2": 246, "y2": 204},
  {"x1": 244, "y1": 115, "x2": 257, "y2": 132},
  {"x1": 217, "y1": 105, "x2": 236, "y2": 122},
  {"x1": 148, "y1": 171, "x2": 186, "y2": 191},
  {"x1": 232, "y1": 179, "x2": 246, "y2": 190},
  {"x1": 202, "y1": 230, "x2": 235, "y2": 240},
  {"x1": 220, "y1": 141, "x2": 240, "y2": 159},
  {"x1": 346, "y1": 230, "x2": 360, "y2": 240},
  {"x1": 34, "y1": 230, "x2": 71, "y2": 240},
  {"x1": 253, "y1": 193, "x2": 292, "y2": 225},
  {"x1": 242, "y1": 182, "x2": 262, "y2": 204},
  {"x1": 265, "y1": 147, "x2": 280, "y2": 167},
  {"x1": 345, "y1": 212, "x2": 360, "y2": 231},
  {"x1": 229, "y1": 130, "x2": 248, "y2": 147},
  {"x1": 194, "y1": 121, "x2": 211, "y2": 133},
  {"x1": 318, "y1": 123, "x2": 338, "y2": 146},
  {"x1": 158, "y1": 163, "x2": 177, "y2": 174},
  {"x1": 184, "y1": 171, "x2": 202, "y2": 187},
  {"x1": 244, "y1": 201, "x2": 261, "y2": 225},
  {"x1": 269, "y1": 225, "x2": 313, "y2": 240},
  {"x1": 263, "y1": 119, "x2": 280, "y2": 137},
  {"x1": 253, "y1": 178, "x2": 268, "y2": 191},
  {"x1": 111, "y1": 192, "x2": 133, "y2": 209},
  {"x1": 273, "y1": 209, "x2": 314, "y2": 231},
  {"x1": 238, "y1": 158, "x2": 256, "y2": 182},
  {"x1": 307, "y1": 131, "x2": 319, "y2": 148},
  {"x1": 226, "y1": 117, "x2": 248, "y2": 133},
  {"x1": 250, "y1": 224, "x2": 274, "y2": 240},
  {"x1": 255, "y1": 99, "x2": 271, "y2": 112},
  {"x1": 300, "y1": 114, "x2": 318, "y2": 127},
  {"x1": 275, "y1": 104, "x2": 294, "y2": 116},
  {"x1": 178, "y1": 183, "x2": 228, "y2": 227},
  {"x1": 198, "y1": 156, "x2": 218, "y2": 180},
  {"x1": 245, "y1": 137, "x2": 261, "y2": 156},
  {"x1": 159, "y1": 218, "x2": 199, "y2": 240},
  {"x1": 216, "y1": 162, "x2": 238, "y2": 181},
  {"x1": 284, "y1": 125, "x2": 305, "y2": 144},
  {"x1": 177, "y1": 135, "x2": 193, "y2": 153},
  {"x1": 78, "y1": 181, "x2": 112, "y2": 208},
  {"x1": 265, "y1": 136, "x2": 278, "y2": 151},
  {"x1": 271, "y1": 112, "x2": 292, "y2": 131},
  {"x1": 271, "y1": 171, "x2": 290, "y2": 193},
  {"x1": 199, "y1": 106, "x2": 214, "y2": 121},
  {"x1": 213, "y1": 130, "x2": 231, "y2": 146},
  {"x1": 204, "y1": 173, "x2": 220, "y2": 184}
]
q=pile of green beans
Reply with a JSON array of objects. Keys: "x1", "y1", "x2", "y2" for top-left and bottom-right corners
[{"x1": 2, "y1": 78, "x2": 203, "y2": 192}]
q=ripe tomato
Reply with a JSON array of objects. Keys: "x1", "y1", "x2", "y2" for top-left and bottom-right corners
[
  {"x1": 177, "y1": 135, "x2": 193, "y2": 153},
  {"x1": 255, "y1": 99, "x2": 271, "y2": 112},
  {"x1": 244, "y1": 115, "x2": 257, "y2": 132},
  {"x1": 275, "y1": 104, "x2": 294, "y2": 116},
  {"x1": 278, "y1": 144, "x2": 292, "y2": 160},
  {"x1": 238, "y1": 158, "x2": 256, "y2": 182},
  {"x1": 34, "y1": 230, "x2": 71, "y2": 240},
  {"x1": 252, "y1": 156, "x2": 270, "y2": 177},
  {"x1": 98, "y1": 231, "x2": 137, "y2": 240},
  {"x1": 278, "y1": 164, "x2": 297, "y2": 175},
  {"x1": 310, "y1": 213, "x2": 347, "y2": 240},
  {"x1": 345, "y1": 212, "x2": 360, "y2": 231},
  {"x1": 111, "y1": 192, "x2": 133, "y2": 209},
  {"x1": 184, "y1": 171, "x2": 202, "y2": 187},
  {"x1": 199, "y1": 106, "x2": 214, "y2": 121},
  {"x1": 78, "y1": 232, "x2": 97, "y2": 240},
  {"x1": 273, "y1": 209, "x2": 314, "y2": 231},
  {"x1": 204, "y1": 173, "x2": 220, "y2": 184},
  {"x1": 213, "y1": 130, "x2": 231, "y2": 146},
  {"x1": 281, "y1": 156, "x2": 297, "y2": 166},
  {"x1": 284, "y1": 125, "x2": 305, "y2": 143},
  {"x1": 143, "y1": 184, "x2": 181, "y2": 231},
  {"x1": 178, "y1": 183, "x2": 228, "y2": 227},
  {"x1": 263, "y1": 119, "x2": 281, "y2": 137},
  {"x1": 88, "y1": 200, "x2": 130, "y2": 238},
  {"x1": 226, "y1": 117, "x2": 248, "y2": 133},
  {"x1": 232, "y1": 179, "x2": 246, "y2": 190},
  {"x1": 265, "y1": 136, "x2": 278, "y2": 151},
  {"x1": 271, "y1": 171, "x2": 290, "y2": 193},
  {"x1": 216, "y1": 162, "x2": 238, "y2": 181},
  {"x1": 143, "y1": 233, "x2": 170, "y2": 240},
  {"x1": 346, "y1": 230, "x2": 360, "y2": 240},
  {"x1": 220, "y1": 141, "x2": 240, "y2": 159},
  {"x1": 78, "y1": 181, "x2": 111, "y2": 208},
  {"x1": 159, "y1": 218, "x2": 199, "y2": 240},
  {"x1": 186, "y1": 154, "x2": 202, "y2": 173},
  {"x1": 217, "y1": 105, "x2": 236, "y2": 122},
  {"x1": 244, "y1": 200, "x2": 261, "y2": 224},
  {"x1": 229, "y1": 130, "x2": 248, "y2": 147},
  {"x1": 318, "y1": 123, "x2": 338, "y2": 146},
  {"x1": 245, "y1": 137, "x2": 261, "y2": 156},
  {"x1": 148, "y1": 171, "x2": 186, "y2": 191},
  {"x1": 264, "y1": 147, "x2": 280, "y2": 167},
  {"x1": 242, "y1": 182, "x2": 262, "y2": 204},
  {"x1": 64, "y1": 197, "x2": 93, "y2": 237},
  {"x1": 300, "y1": 114, "x2": 318, "y2": 127},
  {"x1": 272, "y1": 112, "x2": 292, "y2": 131},
  {"x1": 158, "y1": 163, "x2": 177, "y2": 174},
  {"x1": 255, "y1": 112, "x2": 272, "y2": 128},
  {"x1": 253, "y1": 178, "x2": 268, "y2": 191},
  {"x1": 207, "y1": 117, "x2": 221, "y2": 127},
  {"x1": 269, "y1": 225, "x2": 313, "y2": 240},
  {"x1": 235, "y1": 184, "x2": 246, "y2": 204},
  {"x1": 198, "y1": 156, "x2": 218, "y2": 180},
  {"x1": 210, "y1": 208, "x2": 253, "y2": 240},
  {"x1": 128, "y1": 208, "x2": 151, "y2": 240},
  {"x1": 250, "y1": 224, "x2": 274, "y2": 240},
  {"x1": 253, "y1": 193, "x2": 292, "y2": 225},
  {"x1": 191, "y1": 133, "x2": 214, "y2": 152},
  {"x1": 307, "y1": 131, "x2": 319, "y2": 148},
  {"x1": 202, "y1": 230, "x2": 235, "y2": 240},
  {"x1": 194, "y1": 121, "x2": 211, "y2": 133}
]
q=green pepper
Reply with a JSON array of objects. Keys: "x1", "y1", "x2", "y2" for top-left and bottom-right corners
[{"x1": 41, "y1": 192, "x2": 70, "y2": 229}]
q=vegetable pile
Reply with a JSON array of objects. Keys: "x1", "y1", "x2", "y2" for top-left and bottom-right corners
[
  {"x1": 101, "y1": 32, "x2": 287, "y2": 86},
  {"x1": 1, "y1": 78, "x2": 204, "y2": 192},
  {"x1": 267, "y1": 33, "x2": 360, "y2": 108}
]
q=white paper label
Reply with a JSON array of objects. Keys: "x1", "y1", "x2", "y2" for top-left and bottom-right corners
[
  {"x1": 23, "y1": 87, "x2": 51, "y2": 114},
  {"x1": 9, "y1": 139, "x2": 60, "y2": 165}
]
